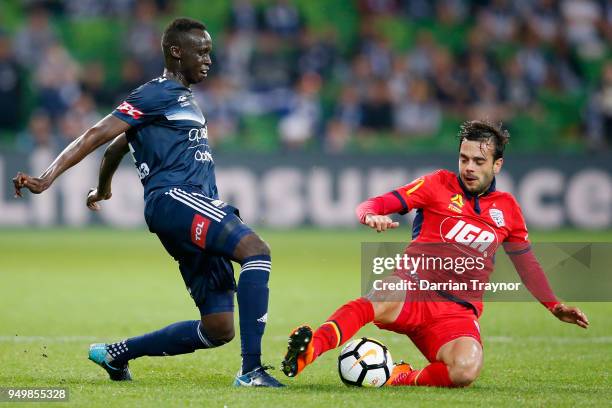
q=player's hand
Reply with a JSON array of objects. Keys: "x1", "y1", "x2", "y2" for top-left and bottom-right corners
[
  {"x1": 364, "y1": 214, "x2": 399, "y2": 233},
  {"x1": 12, "y1": 172, "x2": 49, "y2": 197},
  {"x1": 86, "y1": 188, "x2": 112, "y2": 211},
  {"x1": 551, "y1": 304, "x2": 589, "y2": 329}
]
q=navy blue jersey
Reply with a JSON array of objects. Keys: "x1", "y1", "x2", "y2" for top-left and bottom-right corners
[{"x1": 112, "y1": 76, "x2": 218, "y2": 201}]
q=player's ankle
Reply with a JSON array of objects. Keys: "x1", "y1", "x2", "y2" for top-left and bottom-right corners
[{"x1": 241, "y1": 355, "x2": 262, "y2": 373}]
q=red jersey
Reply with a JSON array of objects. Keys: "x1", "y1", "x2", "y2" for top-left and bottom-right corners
[
  {"x1": 356, "y1": 169, "x2": 558, "y2": 314},
  {"x1": 392, "y1": 169, "x2": 527, "y2": 247}
]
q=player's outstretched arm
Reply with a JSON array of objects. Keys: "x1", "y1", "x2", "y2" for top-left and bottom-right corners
[
  {"x1": 550, "y1": 303, "x2": 589, "y2": 328},
  {"x1": 356, "y1": 193, "x2": 404, "y2": 233},
  {"x1": 355, "y1": 175, "x2": 434, "y2": 232},
  {"x1": 13, "y1": 115, "x2": 131, "y2": 197},
  {"x1": 87, "y1": 134, "x2": 129, "y2": 211},
  {"x1": 507, "y1": 248, "x2": 589, "y2": 329}
]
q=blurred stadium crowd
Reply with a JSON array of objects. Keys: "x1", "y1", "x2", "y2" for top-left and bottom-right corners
[{"x1": 0, "y1": 0, "x2": 610, "y2": 154}]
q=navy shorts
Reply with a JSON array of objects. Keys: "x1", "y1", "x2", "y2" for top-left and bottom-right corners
[{"x1": 144, "y1": 186, "x2": 254, "y2": 316}]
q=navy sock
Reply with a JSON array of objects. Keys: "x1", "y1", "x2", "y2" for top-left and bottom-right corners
[
  {"x1": 237, "y1": 255, "x2": 271, "y2": 373},
  {"x1": 107, "y1": 320, "x2": 217, "y2": 366}
]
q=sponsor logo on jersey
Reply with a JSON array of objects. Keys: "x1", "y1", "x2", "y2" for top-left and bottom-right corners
[
  {"x1": 489, "y1": 208, "x2": 505, "y2": 227},
  {"x1": 194, "y1": 150, "x2": 213, "y2": 163},
  {"x1": 188, "y1": 127, "x2": 208, "y2": 142},
  {"x1": 448, "y1": 193, "x2": 464, "y2": 214},
  {"x1": 440, "y1": 217, "x2": 498, "y2": 254},
  {"x1": 191, "y1": 214, "x2": 210, "y2": 249},
  {"x1": 116, "y1": 101, "x2": 143, "y2": 119},
  {"x1": 178, "y1": 94, "x2": 191, "y2": 107}
]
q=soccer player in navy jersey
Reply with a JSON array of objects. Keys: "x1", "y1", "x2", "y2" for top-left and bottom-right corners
[{"x1": 13, "y1": 18, "x2": 283, "y2": 387}]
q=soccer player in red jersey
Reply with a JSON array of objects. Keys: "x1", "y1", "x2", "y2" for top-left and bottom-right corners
[{"x1": 281, "y1": 121, "x2": 589, "y2": 387}]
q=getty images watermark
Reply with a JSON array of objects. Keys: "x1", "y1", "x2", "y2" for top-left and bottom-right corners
[
  {"x1": 371, "y1": 253, "x2": 521, "y2": 293},
  {"x1": 361, "y1": 243, "x2": 612, "y2": 302}
]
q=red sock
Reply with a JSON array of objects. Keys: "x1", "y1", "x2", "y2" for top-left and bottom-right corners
[
  {"x1": 312, "y1": 297, "x2": 374, "y2": 360},
  {"x1": 405, "y1": 362, "x2": 455, "y2": 387}
]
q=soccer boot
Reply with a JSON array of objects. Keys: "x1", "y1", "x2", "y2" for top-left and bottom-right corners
[
  {"x1": 233, "y1": 366, "x2": 285, "y2": 387},
  {"x1": 387, "y1": 361, "x2": 415, "y2": 386},
  {"x1": 281, "y1": 325, "x2": 314, "y2": 377},
  {"x1": 88, "y1": 343, "x2": 132, "y2": 381}
]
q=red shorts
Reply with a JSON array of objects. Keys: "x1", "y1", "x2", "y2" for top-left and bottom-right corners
[{"x1": 374, "y1": 300, "x2": 482, "y2": 363}]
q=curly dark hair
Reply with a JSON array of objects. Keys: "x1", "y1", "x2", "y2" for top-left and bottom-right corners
[
  {"x1": 161, "y1": 17, "x2": 207, "y2": 57},
  {"x1": 457, "y1": 120, "x2": 510, "y2": 160}
]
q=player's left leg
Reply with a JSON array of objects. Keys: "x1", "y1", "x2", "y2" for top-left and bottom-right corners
[
  {"x1": 388, "y1": 336, "x2": 482, "y2": 387},
  {"x1": 88, "y1": 230, "x2": 238, "y2": 381},
  {"x1": 387, "y1": 305, "x2": 483, "y2": 387},
  {"x1": 88, "y1": 314, "x2": 233, "y2": 381},
  {"x1": 436, "y1": 336, "x2": 483, "y2": 386}
]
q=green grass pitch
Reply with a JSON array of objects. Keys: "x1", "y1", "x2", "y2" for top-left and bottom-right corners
[{"x1": 1, "y1": 228, "x2": 611, "y2": 407}]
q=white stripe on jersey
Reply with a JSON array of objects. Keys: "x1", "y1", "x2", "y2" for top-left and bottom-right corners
[
  {"x1": 165, "y1": 111, "x2": 205, "y2": 125},
  {"x1": 175, "y1": 189, "x2": 227, "y2": 217},
  {"x1": 167, "y1": 191, "x2": 222, "y2": 222},
  {"x1": 171, "y1": 189, "x2": 226, "y2": 219}
]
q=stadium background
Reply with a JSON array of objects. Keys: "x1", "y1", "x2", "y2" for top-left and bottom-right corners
[
  {"x1": 1, "y1": 1, "x2": 611, "y2": 407},
  {"x1": 0, "y1": 0, "x2": 611, "y2": 229}
]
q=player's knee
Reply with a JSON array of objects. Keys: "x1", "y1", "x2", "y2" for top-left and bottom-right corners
[
  {"x1": 209, "y1": 326, "x2": 235, "y2": 345},
  {"x1": 449, "y1": 357, "x2": 481, "y2": 387},
  {"x1": 234, "y1": 233, "x2": 271, "y2": 260},
  {"x1": 201, "y1": 316, "x2": 235, "y2": 346},
  {"x1": 254, "y1": 238, "x2": 271, "y2": 257}
]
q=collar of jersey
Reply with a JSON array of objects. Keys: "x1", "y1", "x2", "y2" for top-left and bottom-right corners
[
  {"x1": 160, "y1": 75, "x2": 193, "y2": 92},
  {"x1": 456, "y1": 175, "x2": 496, "y2": 199},
  {"x1": 456, "y1": 175, "x2": 496, "y2": 215}
]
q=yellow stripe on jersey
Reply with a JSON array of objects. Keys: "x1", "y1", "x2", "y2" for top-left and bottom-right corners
[{"x1": 405, "y1": 177, "x2": 425, "y2": 196}]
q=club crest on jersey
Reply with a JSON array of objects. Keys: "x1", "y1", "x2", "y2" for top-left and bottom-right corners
[
  {"x1": 489, "y1": 208, "x2": 505, "y2": 227},
  {"x1": 116, "y1": 101, "x2": 143, "y2": 119},
  {"x1": 448, "y1": 194, "x2": 464, "y2": 214}
]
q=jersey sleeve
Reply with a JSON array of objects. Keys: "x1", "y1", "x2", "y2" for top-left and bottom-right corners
[
  {"x1": 504, "y1": 195, "x2": 530, "y2": 244},
  {"x1": 393, "y1": 171, "x2": 441, "y2": 213},
  {"x1": 112, "y1": 82, "x2": 168, "y2": 127},
  {"x1": 501, "y1": 195, "x2": 559, "y2": 310},
  {"x1": 355, "y1": 191, "x2": 405, "y2": 223},
  {"x1": 355, "y1": 170, "x2": 442, "y2": 223}
]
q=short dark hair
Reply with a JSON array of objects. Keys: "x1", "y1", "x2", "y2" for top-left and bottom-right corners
[
  {"x1": 458, "y1": 120, "x2": 510, "y2": 160},
  {"x1": 161, "y1": 17, "x2": 207, "y2": 56}
]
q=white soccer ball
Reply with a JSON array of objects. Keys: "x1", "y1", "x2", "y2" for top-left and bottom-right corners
[{"x1": 338, "y1": 337, "x2": 393, "y2": 387}]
